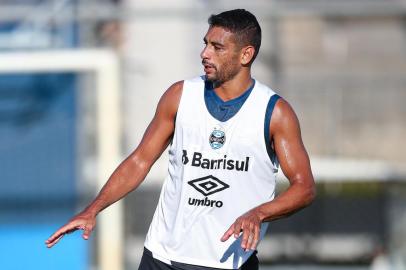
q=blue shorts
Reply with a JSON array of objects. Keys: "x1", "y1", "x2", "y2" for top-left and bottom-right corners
[{"x1": 138, "y1": 248, "x2": 259, "y2": 270}]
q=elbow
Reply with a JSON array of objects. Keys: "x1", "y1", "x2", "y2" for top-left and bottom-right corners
[
  {"x1": 295, "y1": 172, "x2": 317, "y2": 207},
  {"x1": 128, "y1": 154, "x2": 152, "y2": 173},
  {"x1": 291, "y1": 173, "x2": 317, "y2": 208},
  {"x1": 303, "y1": 182, "x2": 316, "y2": 207}
]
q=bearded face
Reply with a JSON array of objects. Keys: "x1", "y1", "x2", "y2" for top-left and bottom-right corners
[{"x1": 200, "y1": 26, "x2": 243, "y2": 86}]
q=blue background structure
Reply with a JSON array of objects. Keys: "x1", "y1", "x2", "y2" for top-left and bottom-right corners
[{"x1": 0, "y1": 73, "x2": 87, "y2": 269}]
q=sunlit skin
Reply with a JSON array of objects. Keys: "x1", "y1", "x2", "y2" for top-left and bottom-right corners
[
  {"x1": 201, "y1": 27, "x2": 241, "y2": 86},
  {"x1": 46, "y1": 25, "x2": 315, "y2": 253},
  {"x1": 201, "y1": 26, "x2": 255, "y2": 101}
]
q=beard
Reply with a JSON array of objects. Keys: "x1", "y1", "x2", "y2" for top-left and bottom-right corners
[{"x1": 203, "y1": 60, "x2": 240, "y2": 87}]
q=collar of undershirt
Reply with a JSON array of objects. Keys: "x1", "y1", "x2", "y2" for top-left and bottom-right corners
[{"x1": 204, "y1": 79, "x2": 256, "y2": 106}]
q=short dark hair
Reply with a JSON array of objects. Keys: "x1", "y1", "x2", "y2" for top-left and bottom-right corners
[{"x1": 208, "y1": 9, "x2": 262, "y2": 63}]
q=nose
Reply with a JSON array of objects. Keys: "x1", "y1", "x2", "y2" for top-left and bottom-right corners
[{"x1": 200, "y1": 45, "x2": 209, "y2": 60}]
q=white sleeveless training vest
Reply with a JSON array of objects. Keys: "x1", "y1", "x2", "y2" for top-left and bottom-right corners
[{"x1": 144, "y1": 76, "x2": 278, "y2": 269}]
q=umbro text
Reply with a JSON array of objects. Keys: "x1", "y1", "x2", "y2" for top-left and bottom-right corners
[{"x1": 188, "y1": 197, "x2": 223, "y2": 208}]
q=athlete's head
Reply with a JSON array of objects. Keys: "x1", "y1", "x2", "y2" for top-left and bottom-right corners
[
  {"x1": 201, "y1": 9, "x2": 262, "y2": 85},
  {"x1": 208, "y1": 9, "x2": 262, "y2": 63}
]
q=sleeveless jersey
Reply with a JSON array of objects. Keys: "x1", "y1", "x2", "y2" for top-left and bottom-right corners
[{"x1": 144, "y1": 76, "x2": 279, "y2": 269}]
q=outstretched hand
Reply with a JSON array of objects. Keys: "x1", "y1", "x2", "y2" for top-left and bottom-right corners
[
  {"x1": 220, "y1": 209, "x2": 263, "y2": 251},
  {"x1": 45, "y1": 211, "x2": 96, "y2": 248}
]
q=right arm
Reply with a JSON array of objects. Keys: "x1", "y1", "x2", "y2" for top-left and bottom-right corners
[{"x1": 45, "y1": 81, "x2": 183, "y2": 248}]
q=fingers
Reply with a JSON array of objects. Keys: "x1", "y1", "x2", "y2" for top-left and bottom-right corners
[
  {"x1": 45, "y1": 219, "x2": 95, "y2": 248},
  {"x1": 240, "y1": 222, "x2": 253, "y2": 251},
  {"x1": 220, "y1": 224, "x2": 235, "y2": 242},
  {"x1": 221, "y1": 216, "x2": 261, "y2": 251},
  {"x1": 249, "y1": 224, "x2": 260, "y2": 250},
  {"x1": 221, "y1": 218, "x2": 243, "y2": 242},
  {"x1": 45, "y1": 234, "x2": 64, "y2": 248},
  {"x1": 232, "y1": 219, "x2": 242, "y2": 239},
  {"x1": 45, "y1": 222, "x2": 78, "y2": 248},
  {"x1": 245, "y1": 223, "x2": 259, "y2": 251}
]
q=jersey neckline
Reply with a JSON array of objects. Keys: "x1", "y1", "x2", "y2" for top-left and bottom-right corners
[
  {"x1": 203, "y1": 78, "x2": 256, "y2": 123},
  {"x1": 205, "y1": 79, "x2": 255, "y2": 106}
]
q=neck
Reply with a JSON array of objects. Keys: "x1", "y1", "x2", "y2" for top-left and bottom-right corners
[{"x1": 213, "y1": 70, "x2": 253, "y2": 101}]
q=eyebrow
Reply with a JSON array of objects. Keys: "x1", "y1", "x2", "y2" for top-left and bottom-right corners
[{"x1": 203, "y1": 37, "x2": 225, "y2": 48}]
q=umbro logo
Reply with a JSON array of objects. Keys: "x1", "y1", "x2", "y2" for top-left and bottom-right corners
[
  {"x1": 187, "y1": 175, "x2": 229, "y2": 208},
  {"x1": 187, "y1": 175, "x2": 230, "y2": 196}
]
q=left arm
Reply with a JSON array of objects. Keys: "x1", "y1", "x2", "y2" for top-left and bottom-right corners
[{"x1": 221, "y1": 98, "x2": 316, "y2": 250}]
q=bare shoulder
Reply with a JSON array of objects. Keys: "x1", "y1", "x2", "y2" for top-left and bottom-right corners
[
  {"x1": 270, "y1": 98, "x2": 301, "y2": 136},
  {"x1": 163, "y1": 80, "x2": 184, "y2": 99},
  {"x1": 157, "y1": 80, "x2": 184, "y2": 117}
]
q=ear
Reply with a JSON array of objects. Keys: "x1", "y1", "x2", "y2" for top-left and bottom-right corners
[{"x1": 240, "y1": 46, "x2": 255, "y2": 65}]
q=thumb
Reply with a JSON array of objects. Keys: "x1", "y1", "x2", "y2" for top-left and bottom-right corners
[
  {"x1": 221, "y1": 226, "x2": 234, "y2": 242},
  {"x1": 82, "y1": 226, "x2": 93, "y2": 240}
]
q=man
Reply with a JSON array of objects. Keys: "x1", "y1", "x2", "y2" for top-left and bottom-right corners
[{"x1": 46, "y1": 9, "x2": 315, "y2": 270}]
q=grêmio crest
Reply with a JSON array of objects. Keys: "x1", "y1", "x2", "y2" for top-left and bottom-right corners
[{"x1": 209, "y1": 127, "x2": 226, "y2": 149}]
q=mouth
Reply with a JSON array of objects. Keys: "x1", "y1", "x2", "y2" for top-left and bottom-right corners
[
  {"x1": 204, "y1": 66, "x2": 214, "y2": 73},
  {"x1": 202, "y1": 61, "x2": 216, "y2": 74}
]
